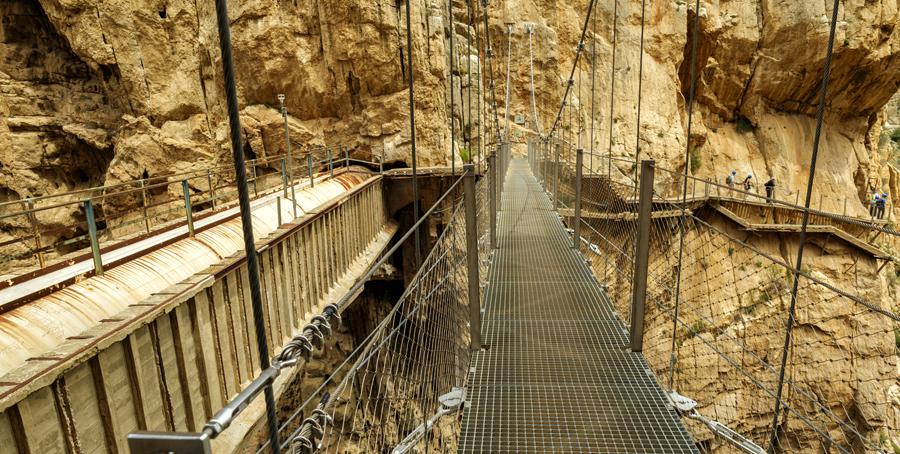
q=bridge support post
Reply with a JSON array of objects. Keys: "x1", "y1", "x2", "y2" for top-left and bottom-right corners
[
  {"x1": 490, "y1": 151, "x2": 497, "y2": 249},
  {"x1": 573, "y1": 148, "x2": 583, "y2": 251},
  {"x1": 141, "y1": 180, "x2": 151, "y2": 232},
  {"x1": 279, "y1": 95, "x2": 297, "y2": 218},
  {"x1": 553, "y1": 143, "x2": 561, "y2": 211},
  {"x1": 328, "y1": 148, "x2": 334, "y2": 178},
  {"x1": 308, "y1": 154, "x2": 314, "y2": 188},
  {"x1": 464, "y1": 163, "x2": 482, "y2": 350},
  {"x1": 183, "y1": 179, "x2": 195, "y2": 237},
  {"x1": 281, "y1": 159, "x2": 289, "y2": 200},
  {"x1": 630, "y1": 159, "x2": 655, "y2": 353},
  {"x1": 84, "y1": 199, "x2": 103, "y2": 276},
  {"x1": 251, "y1": 160, "x2": 258, "y2": 196},
  {"x1": 25, "y1": 199, "x2": 45, "y2": 268}
]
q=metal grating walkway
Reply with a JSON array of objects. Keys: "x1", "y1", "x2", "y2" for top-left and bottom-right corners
[{"x1": 457, "y1": 159, "x2": 699, "y2": 453}]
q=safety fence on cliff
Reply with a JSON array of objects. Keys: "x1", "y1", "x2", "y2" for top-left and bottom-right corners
[
  {"x1": 0, "y1": 144, "x2": 384, "y2": 275},
  {"x1": 529, "y1": 135, "x2": 900, "y2": 454}
]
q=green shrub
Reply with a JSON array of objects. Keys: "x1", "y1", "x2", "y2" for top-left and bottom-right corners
[
  {"x1": 691, "y1": 320, "x2": 707, "y2": 335},
  {"x1": 728, "y1": 246, "x2": 735, "y2": 255},
  {"x1": 658, "y1": 132, "x2": 665, "y2": 138},
  {"x1": 894, "y1": 327, "x2": 900, "y2": 351},
  {"x1": 690, "y1": 148, "x2": 702, "y2": 173},
  {"x1": 737, "y1": 119, "x2": 754, "y2": 133}
]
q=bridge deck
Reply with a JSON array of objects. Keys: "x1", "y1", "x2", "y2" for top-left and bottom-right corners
[{"x1": 457, "y1": 159, "x2": 699, "y2": 453}]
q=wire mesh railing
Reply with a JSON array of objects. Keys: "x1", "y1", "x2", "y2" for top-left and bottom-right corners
[
  {"x1": 527, "y1": 135, "x2": 900, "y2": 454},
  {"x1": 275, "y1": 163, "x2": 496, "y2": 454},
  {"x1": 125, "y1": 149, "x2": 506, "y2": 454},
  {"x1": 0, "y1": 146, "x2": 384, "y2": 277}
]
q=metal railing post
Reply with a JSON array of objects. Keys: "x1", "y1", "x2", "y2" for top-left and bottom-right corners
[
  {"x1": 381, "y1": 148, "x2": 385, "y2": 174},
  {"x1": 277, "y1": 196, "x2": 283, "y2": 226},
  {"x1": 206, "y1": 168, "x2": 216, "y2": 210},
  {"x1": 463, "y1": 164, "x2": 482, "y2": 350},
  {"x1": 345, "y1": 146, "x2": 349, "y2": 168},
  {"x1": 489, "y1": 152, "x2": 497, "y2": 249},
  {"x1": 251, "y1": 160, "x2": 258, "y2": 196},
  {"x1": 84, "y1": 199, "x2": 103, "y2": 276},
  {"x1": 140, "y1": 180, "x2": 151, "y2": 232},
  {"x1": 182, "y1": 179, "x2": 195, "y2": 237},
  {"x1": 630, "y1": 159, "x2": 655, "y2": 352},
  {"x1": 281, "y1": 158, "x2": 289, "y2": 200},
  {"x1": 308, "y1": 154, "x2": 315, "y2": 188},
  {"x1": 573, "y1": 148, "x2": 583, "y2": 250},
  {"x1": 553, "y1": 143, "x2": 560, "y2": 211},
  {"x1": 278, "y1": 95, "x2": 297, "y2": 218},
  {"x1": 328, "y1": 149, "x2": 334, "y2": 178},
  {"x1": 25, "y1": 199, "x2": 45, "y2": 268}
]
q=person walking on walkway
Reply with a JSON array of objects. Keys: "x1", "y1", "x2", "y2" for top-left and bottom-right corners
[
  {"x1": 765, "y1": 177, "x2": 776, "y2": 203},
  {"x1": 742, "y1": 174, "x2": 752, "y2": 199},
  {"x1": 726, "y1": 171, "x2": 736, "y2": 197},
  {"x1": 876, "y1": 195, "x2": 886, "y2": 219},
  {"x1": 870, "y1": 192, "x2": 878, "y2": 216}
]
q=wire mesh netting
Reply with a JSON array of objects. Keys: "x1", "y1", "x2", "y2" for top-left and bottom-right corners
[
  {"x1": 528, "y1": 137, "x2": 900, "y2": 454},
  {"x1": 272, "y1": 171, "x2": 493, "y2": 454}
]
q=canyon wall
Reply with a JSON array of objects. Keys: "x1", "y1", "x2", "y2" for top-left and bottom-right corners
[{"x1": 4, "y1": 0, "x2": 900, "y2": 451}]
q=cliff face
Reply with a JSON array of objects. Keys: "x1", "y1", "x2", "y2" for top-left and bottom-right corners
[
  {"x1": 2, "y1": 0, "x2": 900, "y2": 208},
  {"x1": 0, "y1": 0, "x2": 450, "y2": 207},
  {"x1": 3, "y1": 0, "x2": 900, "y2": 450}
]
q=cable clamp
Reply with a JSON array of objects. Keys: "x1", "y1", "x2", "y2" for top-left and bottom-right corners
[
  {"x1": 577, "y1": 40, "x2": 585, "y2": 52},
  {"x1": 568, "y1": 78, "x2": 575, "y2": 86},
  {"x1": 311, "y1": 408, "x2": 333, "y2": 426},
  {"x1": 485, "y1": 47, "x2": 492, "y2": 58},
  {"x1": 323, "y1": 303, "x2": 342, "y2": 325},
  {"x1": 291, "y1": 436, "x2": 314, "y2": 454},
  {"x1": 310, "y1": 314, "x2": 332, "y2": 336},
  {"x1": 305, "y1": 323, "x2": 325, "y2": 349},
  {"x1": 302, "y1": 417, "x2": 324, "y2": 439}
]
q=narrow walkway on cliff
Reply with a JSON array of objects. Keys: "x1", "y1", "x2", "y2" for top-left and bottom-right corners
[{"x1": 457, "y1": 158, "x2": 699, "y2": 453}]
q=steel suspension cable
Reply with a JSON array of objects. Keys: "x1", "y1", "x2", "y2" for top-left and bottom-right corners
[
  {"x1": 767, "y1": 0, "x2": 843, "y2": 449},
  {"x1": 547, "y1": 0, "x2": 597, "y2": 137},
  {"x1": 603, "y1": 0, "x2": 619, "y2": 283},
  {"x1": 528, "y1": 28, "x2": 544, "y2": 138},
  {"x1": 630, "y1": 0, "x2": 647, "y2": 294},
  {"x1": 504, "y1": 24, "x2": 512, "y2": 141},
  {"x1": 589, "y1": 6, "x2": 596, "y2": 181},
  {"x1": 449, "y1": 0, "x2": 456, "y2": 200},
  {"x1": 212, "y1": 0, "x2": 280, "y2": 451},
  {"x1": 475, "y1": 2, "x2": 482, "y2": 172},
  {"x1": 405, "y1": 0, "x2": 421, "y2": 272},
  {"x1": 466, "y1": 0, "x2": 472, "y2": 162},
  {"x1": 668, "y1": 0, "x2": 702, "y2": 391}
]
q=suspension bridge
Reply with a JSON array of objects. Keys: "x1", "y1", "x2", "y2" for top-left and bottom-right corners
[{"x1": 1, "y1": 0, "x2": 899, "y2": 451}]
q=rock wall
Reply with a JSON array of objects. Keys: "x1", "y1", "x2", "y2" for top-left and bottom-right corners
[
  {"x1": 2, "y1": 0, "x2": 900, "y2": 212},
  {"x1": 4, "y1": 0, "x2": 900, "y2": 451}
]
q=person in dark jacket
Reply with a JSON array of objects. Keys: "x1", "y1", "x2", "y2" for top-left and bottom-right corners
[
  {"x1": 876, "y1": 195, "x2": 886, "y2": 219},
  {"x1": 764, "y1": 177, "x2": 776, "y2": 203}
]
